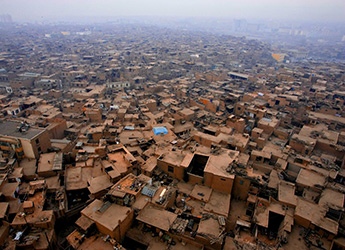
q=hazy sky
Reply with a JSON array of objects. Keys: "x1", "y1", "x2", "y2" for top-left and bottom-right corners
[{"x1": 1, "y1": 0, "x2": 345, "y2": 23}]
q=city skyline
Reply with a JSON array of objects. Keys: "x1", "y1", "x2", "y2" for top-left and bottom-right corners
[{"x1": 1, "y1": 0, "x2": 345, "y2": 23}]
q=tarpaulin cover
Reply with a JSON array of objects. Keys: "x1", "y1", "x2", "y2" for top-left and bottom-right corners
[{"x1": 153, "y1": 127, "x2": 168, "y2": 135}]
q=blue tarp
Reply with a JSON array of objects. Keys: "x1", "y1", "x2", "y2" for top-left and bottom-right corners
[
  {"x1": 262, "y1": 117, "x2": 272, "y2": 122},
  {"x1": 153, "y1": 127, "x2": 168, "y2": 135}
]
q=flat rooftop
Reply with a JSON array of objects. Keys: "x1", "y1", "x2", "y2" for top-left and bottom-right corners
[
  {"x1": 204, "y1": 191, "x2": 231, "y2": 217},
  {"x1": 66, "y1": 166, "x2": 92, "y2": 191},
  {"x1": 136, "y1": 203, "x2": 177, "y2": 231},
  {"x1": 158, "y1": 151, "x2": 186, "y2": 167},
  {"x1": 88, "y1": 175, "x2": 112, "y2": 195},
  {"x1": 37, "y1": 152, "x2": 55, "y2": 174},
  {"x1": 81, "y1": 199, "x2": 132, "y2": 232},
  {"x1": 0, "y1": 202, "x2": 9, "y2": 219},
  {"x1": 109, "y1": 173, "x2": 149, "y2": 197},
  {"x1": 278, "y1": 181, "x2": 297, "y2": 207},
  {"x1": 0, "y1": 120, "x2": 45, "y2": 140},
  {"x1": 197, "y1": 217, "x2": 224, "y2": 238},
  {"x1": 77, "y1": 234, "x2": 115, "y2": 250},
  {"x1": 296, "y1": 168, "x2": 326, "y2": 188},
  {"x1": 190, "y1": 184, "x2": 212, "y2": 202},
  {"x1": 204, "y1": 149, "x2": 238, "y2": 178}
]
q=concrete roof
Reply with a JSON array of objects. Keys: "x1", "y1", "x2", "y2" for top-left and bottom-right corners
[
  {"x1": 299, "y1": 124, "x2": 338, "y2": 145},
  {"x1": 255, "y1": 201, "x2": 286, "y2": 229},
  {"x1": 190, "y1": 185, "x2": 212, "y2": 202},
  {"x1": 296, "y1": 169, "x2": 326, "y2": 188},
  {"x1": 309, "y1": 112, "x2": 345, "y2": 125},
  {"x1": 0, "y1": 202, "x2": 9, "y2": 219},
  {"x1": 204, "y1": 149, "x2": 238, "y2": 178},
  {"x1": 141, "y1": 156, "x2": 157, "y2": 173},
  {"x1": 0, "y1": 120, "x2": 45, "y2": 140},
  {"x1": 158, "y1": 151, "x2": 186, "y2": 167},
  {"x1": 204, "y1": 191, "x2": 231, "y2": 217},
  {"x1": 179, "y1": 108, "x2": 195, "y2": 116},
  {"x1": 75, "y1": 215, "x2": 95, "y2": 231},
  {"x1": 295, "y1": 198, "x2": 338, "y2": 235},
  {"x1": 197, "y1": 217, "x2": 223, "y2": 238},
  {"x1": 278, "y1": 181, "x2": 297, "y2": 207},
  {"x1": 81, "y1": 199, "x2": 132, "y2": 232},
  {"x1": 0, "y1": 182, "x2": 19, "y2": 197},
  {"x1": 136, "y1": 203, "x2": 177, "y2": 231},
  {"x1": 66, "y1": 167, "x2": 92, "y2": 191},
  {"x1": 37, "y1": 152, "x2": 55, "y2": 174},
  {"x1": 268, "y1": 170, "x2": 280, "y2": 189},
  {"x1": 251, "y1": 150, "x2": 271, "y2": 159},
  {"x1": 319, "y1": 188, "x2": 345, "y2": 209},
  {"x1": 77, "y1": 235, "x2": 114, "y2": 250},
  {"x1": 87, "y1": 175, "x2": 112, "y2": 194}
]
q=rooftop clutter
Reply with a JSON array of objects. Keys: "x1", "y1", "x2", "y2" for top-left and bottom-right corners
[{"x1": 0, "y1": 22, "x2": 344, "y2": 250}]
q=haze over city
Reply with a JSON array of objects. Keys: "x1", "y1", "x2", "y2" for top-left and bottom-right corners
[
  {"x1": 0, "y1": 0, "x2": 345, "y2": 250},
  {"x1": 1, "y1": 0, "x2": 345, "y2": 23}
]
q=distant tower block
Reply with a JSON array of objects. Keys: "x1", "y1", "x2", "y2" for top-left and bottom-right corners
[{"x1": 0, "y1": 14, "x2": 13, "y2": 23}]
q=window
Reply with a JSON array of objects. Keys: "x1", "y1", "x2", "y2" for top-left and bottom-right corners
[
  {"x1": 17, "y1": 151, "x2": 24, "y2": 157},
  {"x1": 35, "y1": 139, "x2": 40, "y2": 145},
  {"x1": 105, "y1": 166, "x2": 113, "y2": 173},
  {"x1": 38, "y1": 147, "x2": 42, "y2": 153},
  {"x1": 256, "y1": 156, "x2": 262, "y2": 162},
  {"x1": 295, "y1": 158, "x2": 303, "y2": 164},
  {"x1": 0, "y1": 141, "x2": 9, "y2": 146},
  {"x1": 168, "y1": 166, "x2": 174, "y2": 173},
  {"x1": 220, "y1": 178, "x2": 226, "y2": 181}
]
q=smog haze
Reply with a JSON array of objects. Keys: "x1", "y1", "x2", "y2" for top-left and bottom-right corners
[{"x1": 1, "y1": 0, "x2": 345, "y2": 23}]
